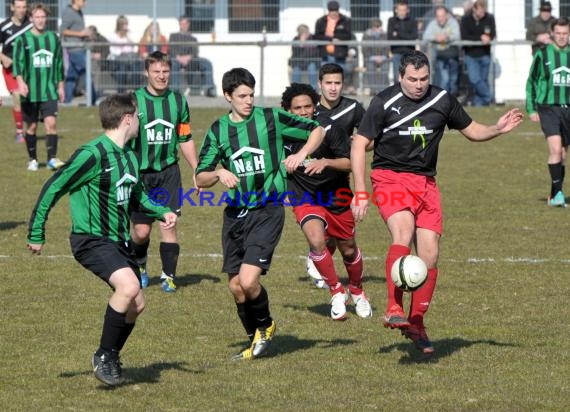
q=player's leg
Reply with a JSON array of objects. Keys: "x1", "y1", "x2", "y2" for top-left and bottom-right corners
[
  {"x1": 22, "y1": 101, "x2": 39, "y2": 171},
  {"x1": 337, "y1": 237, "x2": 371, "y2": 318},
  {"x1": 2, "y1": 68, "x2": 24, "y2": 140},
  {"x1": 42, "y1": 101, "x2": 64, "y2": 170},
  {"x1": 158, "y1": 224, "x2": 179, "y2": 292},
  {"x1": 302, "y1": 216, "x2": 348, "y2": 320},
  {"x1": 130, "y1": 221, "x2": 153, "y2": 288},
  {"x1": 538, "y1": 106, "x2": 566, "y2": 205}
]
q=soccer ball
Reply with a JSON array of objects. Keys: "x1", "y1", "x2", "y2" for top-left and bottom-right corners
[{"x1": 391, "y1": 255, "x2": 428, "y2": 292}]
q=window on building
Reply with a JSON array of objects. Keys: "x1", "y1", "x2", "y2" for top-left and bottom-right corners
[
  {"x1": 184, "y1": 0, "x2": 216, "y2": 33},
  {"x1": 561, "y1": 1, "x2": 570, "y2": 19},
  {"x1": 228, "y1": 0, "x2": 279, "y2": 33}
]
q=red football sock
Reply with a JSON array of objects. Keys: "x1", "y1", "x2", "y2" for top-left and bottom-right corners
[
  {"x1": 409, "y1": 268, "x2": 438, "y2": 328},
  {"x1": 344, "y1": 248, "x2": 364, "y2": 295},
  {"x1": 13, "y1": 108, "x2": 23, "y2": 130},
  {"x1": 309, "y1": 249, "x2": 343, "y2": 294},
  {"x1": 385, "y1": 244, "x2": 411, "y2": 311}
]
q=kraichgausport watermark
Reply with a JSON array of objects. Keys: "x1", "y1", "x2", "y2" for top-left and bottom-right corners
[{"x1": 147, "y1": 188, "x2": 422, "y2": 208}]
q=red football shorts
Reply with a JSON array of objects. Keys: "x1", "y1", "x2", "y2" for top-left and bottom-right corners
[
  {"x1": 2, "y1": 67, "x2": 18, "y2": 93},
  {"x1": 369, "y1": 169, "x2": 442, "y2": 234},
  {"x1": 293, "y1": 204, "x2": 355, "y2": 240}
]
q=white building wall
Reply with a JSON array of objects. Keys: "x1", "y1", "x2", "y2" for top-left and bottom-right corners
[{"x1": 0, "y1": 0, "x2": 553, "y2": 102}]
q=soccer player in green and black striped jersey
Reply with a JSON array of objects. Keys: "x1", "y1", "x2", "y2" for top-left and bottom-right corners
[
  {"x1": 13, "y1": 3, "x2": 64, "y2": 172},
  {"x1": 128, "y1": 51, "x2": 197, "y2": 293},
  {"x1": 27, "y1": 94, "x2": 177, "y2": 386},
  {"x1": 196, "y1": 68, "x2": 325, "y2": 361},
  {"x1": 526, "y1": 17, "x2": 570, "y2": 207}
]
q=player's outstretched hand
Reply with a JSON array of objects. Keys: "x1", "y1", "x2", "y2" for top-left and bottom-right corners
[
  {"x1": 216, "y1": 169, "x2": 239, "y2": 189},
  {"x1": 27, "y1": 243, "x2": 43, "y2": 255},
  {"x1": 351, "y1": 196, "x2": 368, "y2": 223},
  {"x1": 160, "y1": 212, "x2": 178, "y2": 229},
  {"x1": 283, "y1": 153, "x2": 305, "y2": 173},
  {"x1": 497, "y1": 108, "x2": 524, "y2": 134}
]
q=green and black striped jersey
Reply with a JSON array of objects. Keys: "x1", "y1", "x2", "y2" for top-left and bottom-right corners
[
  {"x1": 28, "y1": 134, "x2": 171, "y2": 244},
  {"x1": 526, "y1": 43, "x2": 570, "y2": 114},
  {"x1": 196, "y1": 106, "x2": 320, "y2": 209},
  {"x1": 130, "y1": 87, "x2": 192, "y2": 172},
  {"x1": 12, "y1": 30, "x2": 63, "y2": 103}
]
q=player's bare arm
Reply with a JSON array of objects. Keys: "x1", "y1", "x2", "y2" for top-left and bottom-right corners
[
  {"x1": 304, "y1": 157, "x2": 350, "y2": 175},
  {"x1": 350, "y1": 134, "x2": 370, "y2": 222},
  {"x1": 283, "y1": 125, "x2": 326, "y2": 172},
  {"x1": 196, "y1": 168, "x2": 239, "y2": 189},
  {"x1": 461, "y1": 108, "x2": 524, "y2": 142}
]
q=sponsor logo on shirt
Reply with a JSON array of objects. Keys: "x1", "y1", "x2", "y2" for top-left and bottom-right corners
[
  {"x1": 229, "y1": 146, "x2": 265, "y2": 177},
  {"x1": 552, "y1": 67, "x2": 570, "y2": 87},
  {"x1": 398, "y1": 119, "x2": 433, "y2": 149},
  {"x1": 144, "y1": 118, "x2": 174, "y2": 145},
  {"x1": 32, "y1": 50, "x2": 53, "y2": 68},
  {"x1": 116, "y1": 173, "x2": 138, "y2": 205}
]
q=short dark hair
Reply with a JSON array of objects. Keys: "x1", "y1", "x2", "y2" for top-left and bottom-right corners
[
  {"x1": 145, "y1": 50, "x2": 171, "y2": 70},
  {"x1": 280, "y1": 83, "x2": 319, "y2": 111},
  {"x1": 99, "y1": 94, "x2": 137, "y2": 130},
  {"x1": 319, "y1": 63, "x2": 344, "y2": 81},
  {"x1": 552, "y1": 17, "x2": 570, "y2": 31},
  {"x1": 398, "y1": 50, "x2": 430, "y2": 77},
  {"x1": 222, "y1": 68, "x2": 256, "y2": 96}
]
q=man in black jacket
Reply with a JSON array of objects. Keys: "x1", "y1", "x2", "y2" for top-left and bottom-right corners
[
  {"x1": 387, "y1": 1, "x2": 418, "y2": 84},
  {"x1": 314, "y1": 1, "x2": 352, "y2": 71}
]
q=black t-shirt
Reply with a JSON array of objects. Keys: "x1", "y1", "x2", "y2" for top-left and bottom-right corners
[
  {"x1": 286, "y1": 117, "x2": 352, "y2": 214},
  {"x1": 316, "y1": 96, "x2": 365, "y2": 137},
  {"x1": 357, "y1": 83, "x2": 472, "y2": 176}
]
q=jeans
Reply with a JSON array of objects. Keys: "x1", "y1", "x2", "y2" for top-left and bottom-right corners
[
  {"x1": 291, "y1": 62, "x2": 318, "y2": 90},
  {"x1": 463, "y1": 54, "x2": 491, "y2": 106},
  {"x1": 64, "y1": 50, "x2": 96, "y2": 104},
  {"x1": 392, "y1": 53, "x2": 403, "y2": 83},
  {"x1": 435, "y1": 56, "x2": 459, "y2": 96},
  {"x1": 171, "y1": 58, "x2": 215, "y2": 94}
]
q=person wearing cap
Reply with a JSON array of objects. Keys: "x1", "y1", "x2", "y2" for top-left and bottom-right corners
[
  {"x1": 526, "y1": 1, "x2": 556, "y2": 55},
  {"x1": 314, "y1": 1, "x2": 353, "y2": 71}
]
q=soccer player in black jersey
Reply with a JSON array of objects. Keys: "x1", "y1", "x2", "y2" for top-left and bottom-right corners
[
  {"x1": 281, "y1": 82, "x2": 372, "y2": 321},
  {"x1": 129, "y1": 51, "x2": 197, "y2": 293},
  {"x1": 27, "y1": 94, "x2": 178, "y2": 386},
  {"x1": 13, "y1": 3, "x2": 64, "y2": 172},
  {"x1": 306, "y1": 63, "x2": 366, "y2": 289},
  {"x1": 351, "y1": 51, "x2": 523, "y2": 354},
  {"x1": 0, "y1": 0, "x2": 32, "y2": 142},
  {"x1": 196, "y1": 68, "x2": 325, "y2": 360},
  {"x1": 526, "y1": 17, "x2": 570, "y2": 207}
]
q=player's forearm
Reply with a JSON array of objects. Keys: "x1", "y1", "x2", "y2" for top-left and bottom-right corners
[
  {"x1": 351, "y1": 136, "x2": 368, "y2": 192},
  {"x1": 195, "y1": 170, "x2": 220, "y2": 188},
  {"x1": 297, "y1": 126, "x2": 325, "y2": 159},
  {"x1": 179, "y1": 140, "x2": 198, "y2": 171}
]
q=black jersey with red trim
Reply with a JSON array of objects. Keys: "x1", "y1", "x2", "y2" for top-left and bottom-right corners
[
  {"x1": 357, "y1": 83, "x2": 472, "y2": 176},
  {"x1": 0, "y1": 18, "x2": 32, "y2": 61},
  {"x1": 316, "y1": 95, "x2": 365, "y2": 136},
  {"x1": 286, "y1": 116, "x2": 352, "y2": 213}
]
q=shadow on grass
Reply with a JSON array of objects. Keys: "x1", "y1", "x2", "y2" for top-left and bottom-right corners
[
  {"x1": 229, "y1": 334, "x2": 357, "y2": 358},
  {"x1": 296, "y1": 274, "x2": 386, "y2": 286},
  {"x1": 145, "y1": 272, "x2": 221, "y2": 289},
  {"x1": 379, "y1": 337, "x2": 518, "y2": 364},
  {"x1": 0, "y1": 221, "x2": 26, "y2": 231},
  {"x1": 60, "y1": 360, "x2": 202, "y2": 389}
]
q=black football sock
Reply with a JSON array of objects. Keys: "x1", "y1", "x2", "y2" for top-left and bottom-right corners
[
  {"x1": 548, "y1": 162, "x2": 563, "y2": 197},
  {"x1": 97, "y1": 304, "x2": 127, "y2": 355},
  {"x1": 249, "y1": 286, "x2": 272, "y2": 329},
  {"x1": 25, "y1": 133, "x2": 37, "y2": 160},
  {"x1": 562, "y1": 164, "x2": 566, "y2": 186},
  {"x1": 132, "y1": 239, "x2": 150, "y2": 269},
  {"x1": 236, "y1": 302, "x2": 255, "y2": 341},
  {"x1": 160, "y1": 242, "x2": 179, "y2": 277},
  {"x1": 116, "y1": 322, "x2": 135, "y2": 352},
  {"x1": 46, "y1": 134, "x2": 58, "y2": 159}
]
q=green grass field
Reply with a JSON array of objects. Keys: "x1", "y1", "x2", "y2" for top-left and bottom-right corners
[{"x1": 1, "y1": 104, "x2": 569, "y2": 411}]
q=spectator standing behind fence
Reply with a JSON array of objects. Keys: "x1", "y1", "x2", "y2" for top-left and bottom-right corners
[
  {"x1": 138, "y1": 21, "x2": 168, "y2": 59},
  {"x1": 314, "y1": 1, "x2": 352, "y2": 71},
  {"x1": 423, "y1": 6, "x2": 460, "y2": 96},
  {"x1": 0, "y1": 0, "x2": 32, "y2": 142},
  {"x1": 387, "y1": 1, "x2": 418, "y2": 83},
  {"x1": 290, "y1": 24, "x2": 320, "y2": 90},
  {"x1": 13, "y1": 3, "x2": 65, "y2": 172},
  {"x1": 107, "y1": 15, "x2": 141, "y2": 93},
  {"x1": 168, "y1": 16, "x2": 216, "y2": 98},
  {"x1": 460, "y1": 0, "x2": 495, "y2": 106},
  {"x1": 526, "y1": 1, "x2": 556, "y2": 56},
  {"x1": 361, "y1": 18, "x2": 390, "y2": 95},
  {"x1": 60, "y1": 0, "x2": 95, "y2": 105},
  {"x1": 86, "y1": 25, "x2": 109, "y2": 99},
  {"x1": 525, "y1": 17, "x2": 570, "y2": 208}
]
